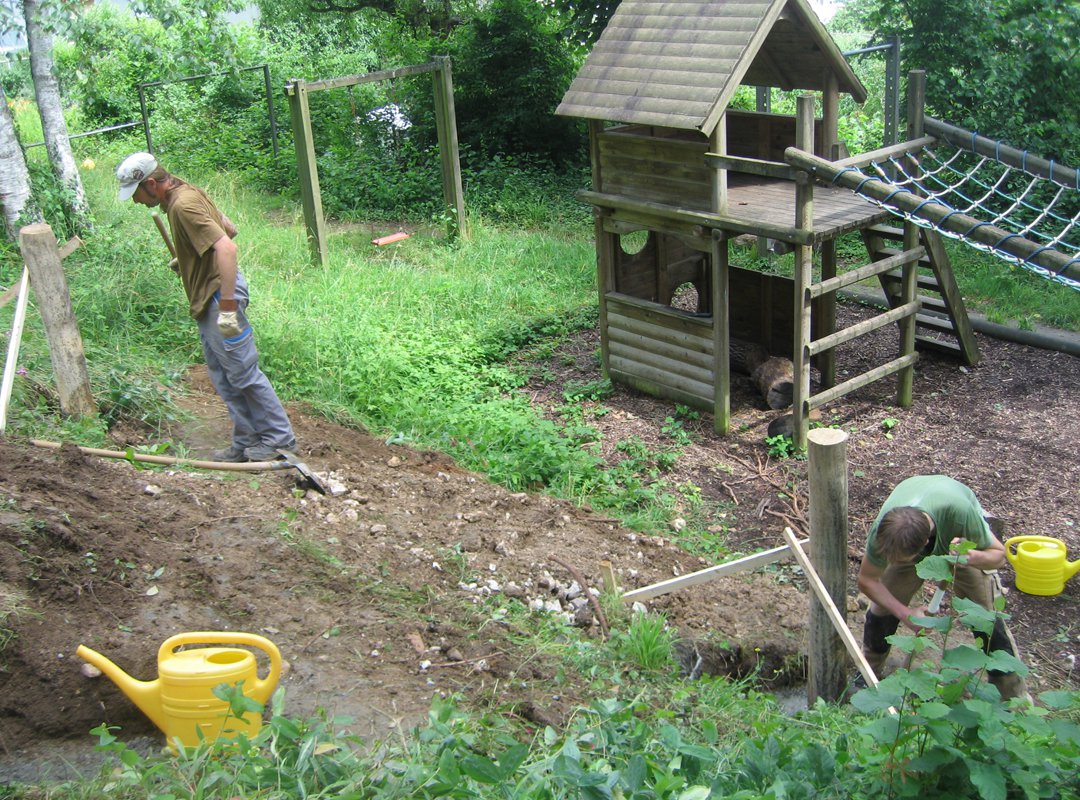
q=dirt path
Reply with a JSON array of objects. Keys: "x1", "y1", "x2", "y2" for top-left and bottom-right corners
[{"x1": 1, "y1": 300, "x2": 1077, "y2": 781}]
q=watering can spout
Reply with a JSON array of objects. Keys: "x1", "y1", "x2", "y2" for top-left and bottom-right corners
[
  {"x1": 1067, "y1": 558, "x2": 1080, "y2": 583},
  {"x1": 76, "y1": 644, "x2": 167, "y2": 734}
]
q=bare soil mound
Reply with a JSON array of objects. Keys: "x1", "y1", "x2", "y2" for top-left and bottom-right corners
[{"x1": 1, "y1": 299, "x2": 1077, "y2": 781}]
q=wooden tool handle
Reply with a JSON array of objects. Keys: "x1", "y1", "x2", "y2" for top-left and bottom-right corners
[{"x1": 152, "y1": 212, "x2": 176, "y2": 257}]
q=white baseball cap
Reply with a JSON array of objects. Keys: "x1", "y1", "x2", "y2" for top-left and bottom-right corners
[{"x1": 116, "y1": 152, "x2": 158, "y2": 201}]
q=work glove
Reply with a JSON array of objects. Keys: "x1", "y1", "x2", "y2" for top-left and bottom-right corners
[{"x1": 218, "y1": 310, "x2": 242, "y2": 338}]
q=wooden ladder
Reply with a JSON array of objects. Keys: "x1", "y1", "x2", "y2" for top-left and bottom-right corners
[{"x1": 861, "y1": 224, "x2": 980, "y2": 366}]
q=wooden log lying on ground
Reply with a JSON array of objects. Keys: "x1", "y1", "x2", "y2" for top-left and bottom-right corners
[
  {"x1": 752, "y1": 357, "x2": 795, "y2": 410},
  {"x1": 730, "y1": 338, "x2": 794, "y2": 409}
]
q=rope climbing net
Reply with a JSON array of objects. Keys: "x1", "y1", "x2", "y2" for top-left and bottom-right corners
[{"x1": 825, "y1": 118, "x2": 1080, "y2": 292}]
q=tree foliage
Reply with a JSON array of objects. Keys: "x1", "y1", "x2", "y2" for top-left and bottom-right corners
[
  {"x1": 434, "y1": 0, "x2": 585, "y2": 162},
  {"x1": 833, "y1": 0, "x2": 1080, "y2": 163}
]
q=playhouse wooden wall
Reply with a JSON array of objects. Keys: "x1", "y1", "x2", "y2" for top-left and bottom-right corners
[{"x1": 596, "y1": 111, "x2": 825, "y2": 211}]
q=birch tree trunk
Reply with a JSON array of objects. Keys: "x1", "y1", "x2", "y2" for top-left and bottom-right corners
[
  {"x1": 0, "y1": 87, "x2": 41, "y2": 241},
  {"x1": 22, "y1": 0, "x2": 92, "y2": 232}
]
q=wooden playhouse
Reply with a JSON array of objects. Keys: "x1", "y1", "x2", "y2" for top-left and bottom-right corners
[{"x1": 557, "y1": 0, "x2": 977, "y2": 446}]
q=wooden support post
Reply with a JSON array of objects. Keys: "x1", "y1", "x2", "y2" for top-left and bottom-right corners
[
  {"x1": 18, "y1": 224, "x2": 95, "y2": 419},
  {"x1": 807, "y1": 428, "x2": 849, "y2": 703},
  {"x1": 285, "y1": 78, "x2": 330, "y2": 267},
  {"x1": 906, "y1": 70, "x2": 926, "y2": 140},
  {"x1": 817, "y1": 239, "x2": 837, "y2": 388},
  {"x1": 783, "y1": 528, "x2": 882, "y2": 692},
  {"x1": 599, "y1": 560, "x2": 618, "y2": 595},
  {"x1": 822, "y1": 72, "x2": 839, "y2": 159},
  {"x1": 792, "y1": 95, "x2": 816, "y2": 451},
  {"x1": 896, "y1": 222, "x2": 919, "y2": 407},
  {"x1": 591, "y1": 121, "x2": 615, "y2": 381},
  {"x1": 712, "y1": 230, "x2": 730, "y2": 434},
  {"x1": 432, "y1": 56, "x2": 468, "y2": 240},
  {"x1": 710, "y1": 114, "x2": 727, "y2": 214}
]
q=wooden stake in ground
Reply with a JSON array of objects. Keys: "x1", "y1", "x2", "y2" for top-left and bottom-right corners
[
  {"x1": 18, "y1": 223, "x2": 94, "y2": 419},
  {"x1": 807, "y1": 427, "x2": 850, "y2": 703},
  {"x1": 781, "y1": 527, "x2": 879, "y2": 689}
]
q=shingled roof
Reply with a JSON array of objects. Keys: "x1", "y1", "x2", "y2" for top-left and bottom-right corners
[{"x1": 557, "y1": 0, "x2": 866, "y2": 134}]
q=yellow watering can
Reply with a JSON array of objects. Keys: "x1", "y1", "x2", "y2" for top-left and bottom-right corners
[
  {"x1": 76, "y1": 631, "x2": 282, "y2": 750},
  {"x1": 1005, "y1": 536, "x2": 1080, "y2": 597}
]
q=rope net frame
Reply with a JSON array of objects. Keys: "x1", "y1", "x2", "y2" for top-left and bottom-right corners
[{"x1": 828, "y1": 120, "x2": 1080, "y2": 292}]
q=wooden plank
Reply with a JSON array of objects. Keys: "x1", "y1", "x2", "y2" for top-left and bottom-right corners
[
  {"x1": 621, "y1": 539, "x2": 810, "y2": 603},
  {"x1": 608, "y1": 326, "x2": 713, "y2": 368},
  {"x1": 808, "y1": 353, "x2": 919, "y2": 410},
  {"x1": 607, "y1": 293, "x2": 713, "y2": 337},
  {"x1": 808, "y1": 301, "x2": 919, "y2": 356},
  {"x1": 782, "y1": 529, "x2": 882, "y2": 690},
  {"x1": 304, "y1": 62, "x2": 438, "y2": 92},
  {"x1": 833, "y1": 136, "x2": 937, "y2": 169},
  {"x1": 919, "y1": 230, "x2": 980, "y2": 365},
  {"x1": 712, "y1": 232, "x2": 730, "y2": 434},
  {"x1": 608, "y1": 366, "x2": 713, "y2": 409},
  {"x1": 578, "y1": 190, "x2": 813, "y2": 245},
  {"x1": 704, "y1": 154, "x2": 798, "y2": 181},
  {"x1": 609, "y1": 354, "x2": 715, "y2": 401},
  {"x1": 810, "y1": 247, "x2": 924, "y2": 298},
  {"x1": 609, "y1": 340, "x2": 714, "y2": 385}
]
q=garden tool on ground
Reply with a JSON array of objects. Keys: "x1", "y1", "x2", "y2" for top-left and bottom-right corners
[{"x1": 29, "y1": 439, "x2": 328, "y2": 494}]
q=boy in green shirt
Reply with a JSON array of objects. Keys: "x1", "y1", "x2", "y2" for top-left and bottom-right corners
[{"x1": 857, "y1": 475, "x2": 1030, "y2": 702}]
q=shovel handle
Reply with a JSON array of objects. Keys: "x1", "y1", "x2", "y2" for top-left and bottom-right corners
[
  {"x1": 152, "y1": 213, "x2": 176, "y2": 257},
  {"x1": 29, "y1": 439, "x2": 294, "y2": 473}
]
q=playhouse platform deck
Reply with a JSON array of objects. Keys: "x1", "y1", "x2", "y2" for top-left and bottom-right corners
[{"x1": 725, "y1": 174, "x2": 893, "y2": 242}]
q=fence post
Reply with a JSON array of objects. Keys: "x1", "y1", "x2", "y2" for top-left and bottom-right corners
[
  {"x1": 807, "y1": 426, "x2": 849, "y2": 703},
  {"x1": 285, "y1": 78, "x2": 330, "y2": 266},
  {"x1": 792, "y1": 94, "x2": 816, "y2": 450},
  {"x1": 432, "y1": 56, "x2": 468, "y2": 240},
  {"x1": 18, "y1": 223, "x2": 95, "y2": 419}
]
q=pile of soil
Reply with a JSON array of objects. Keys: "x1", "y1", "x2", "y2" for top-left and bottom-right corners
[{"x1": 0, "y1": 299, "x2": 1077, "y2": 782}]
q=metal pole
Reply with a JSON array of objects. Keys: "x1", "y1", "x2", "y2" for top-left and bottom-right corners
[
  {"x1": 263, "y1": 64, "x2": 279, "y2": 158},
  {"x1": 138, "y1": 84, "x2": 152, "y2": 153}
]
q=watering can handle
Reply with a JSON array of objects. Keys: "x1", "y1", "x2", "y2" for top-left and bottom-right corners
[
  {"x1": 1004, "y1": 535, "x2": 1063, "y2": 565},
  {"x1": 159, "y1": 631, "x2": 282, "y2": 690}
]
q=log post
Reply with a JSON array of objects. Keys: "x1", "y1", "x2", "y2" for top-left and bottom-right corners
[
  {"x1": 18, "y1": 223, "x2": 95, "y2": 419},
  {"x1": 807, "y1": 427, "x2": 849, "y2": 703},
  {"x1": 284, "y1": 78, "x2": 329, "y2": 267},
  {"x1": 792, "y1": 95, "x2": 816, "y2": 449}
]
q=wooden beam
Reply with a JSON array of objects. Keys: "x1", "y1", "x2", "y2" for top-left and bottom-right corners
[
  {"x1": 284, "y1": 78, "x2": 329, "y2": 266},
  {"x1": 807, "y1": 429, "x2": 850, "y2": 703},
  {"x1": 782, "y1": 528, "x2": 880, "y2": 690},
  {"x1": 832, "y1": 136, "x2": 937, "y2": 170},
  {"x1": 577, "y1": 190, "x2": 814, "y2": 246},
  {"x1": 18, "y1": 224, "x2": 96, "y2": 419},
  {"x1": 703, "y1": 154, "x2": 798, "y2": 181},
  {"x1": 784, "y1": 148, "x2": 1080, "y2": 282},
  {"x1": 807, "y1": 352, "x2": 919, "y2": 410},
  {"x1": 792, "y1": 95, "x2": 816, "y2": 451},
  {"x1": 431, "y1": 56, "x2": 467, "y2": 240},
  {"x1": 925, "y1": 117, "x2": 1080, "y2": 187},
  {"x1": 621, "y1": 540, "x2": 810, "y2": 603},
  {"x1": 303, "y1": 62, "x2": 439, "y2": 93},
  {"x1": 712, "y1": 231, "x2": 730, "y2": 435}
]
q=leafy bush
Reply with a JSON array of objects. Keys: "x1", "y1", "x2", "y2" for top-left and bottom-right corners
[{"x1": 407, "y1": 0, "x2": 587, "y2": 164}]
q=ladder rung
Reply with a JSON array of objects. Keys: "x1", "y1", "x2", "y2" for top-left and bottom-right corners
[
  {"x1": 873, "y1": 247, "x2": 933, "y2": 270},
  {"x1": 915, "y1": 335, "x2": 963, "y2": 355},
  {"x1": 881, "y1": 270, "x2": 941, "y2": 293},
  {"x1": 915, "y1": 313, "x2": 956, "y2": 332},
  {"x1": 885, "y1": 267, "x2": 940, "y2": 289},
  {"x1": 865, "y1": 223, "x2": 905, "y2": 240}
]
